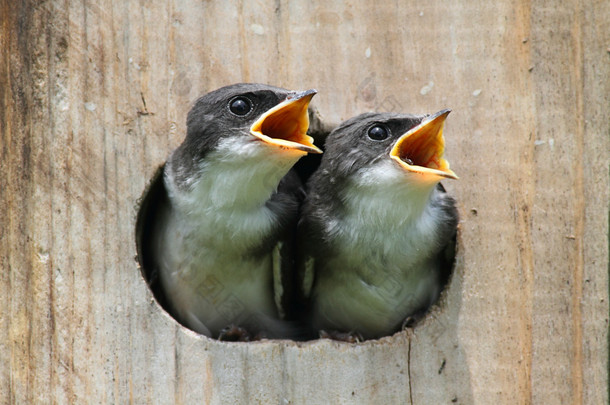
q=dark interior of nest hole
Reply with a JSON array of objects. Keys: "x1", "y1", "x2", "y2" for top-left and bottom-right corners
[
  {"x1": 135, "y1": 165, "x2": 174, "y2": 314},
  {"x1": 135, "y1": 160, "x2": 457, "y2": 341}
]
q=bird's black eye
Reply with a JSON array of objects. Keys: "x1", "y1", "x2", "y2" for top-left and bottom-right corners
[
  {"x1": 367, "y1": 125, "x2": 389, "y2": 141},
  {"x1": 229, "y1": 97, "x2": 252, "y2": 116}
]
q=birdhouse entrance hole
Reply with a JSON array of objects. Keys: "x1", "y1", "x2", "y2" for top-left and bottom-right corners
[{"x1": 135, "y1": 164, "x2": 458, "y2": 342}]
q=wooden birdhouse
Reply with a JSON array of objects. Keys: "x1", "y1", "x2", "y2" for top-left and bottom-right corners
[{"x1": 1, "y1": 1, "x2": 608, "y2": 403}]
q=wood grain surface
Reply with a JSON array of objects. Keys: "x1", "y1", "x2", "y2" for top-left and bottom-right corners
[{"x1": 1, "y1": 0, "x2": 608, "y2": 403}]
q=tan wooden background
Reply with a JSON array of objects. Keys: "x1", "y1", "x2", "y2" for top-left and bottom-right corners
[{"x1": 1, "y1": 0, "x2": 608, "y2": 403}]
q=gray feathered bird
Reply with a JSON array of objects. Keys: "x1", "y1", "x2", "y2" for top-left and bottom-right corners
[
  {"x1": 151, "y1": 83, "x2": 321, "y2": 339},
  {"x1": 298, "y1": 110, "x2": 458, "y2": 340}
]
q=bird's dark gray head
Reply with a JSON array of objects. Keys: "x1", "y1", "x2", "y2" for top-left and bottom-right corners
[
  {"x1": 308, "y1": 110, "x2": 457, "y2": 204},
  {"x1": 313, "y1": 110, "x2": 457, "y2": 184},
  {"x1": 184, "y1": 83, "x2": 318, "y2": 155},
  {"x1": 169, "y1": 83, "x2": 320, "y2": 188},
  {"x1": 186, "y1": 84, "x2": 286, "y2": 144},
  {"x1": 317, "y1": 112, "x2": 422, "y2": 181}
]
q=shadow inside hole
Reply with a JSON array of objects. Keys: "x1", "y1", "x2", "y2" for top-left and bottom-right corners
[
  {"x1": 135, "y1": 160, "x2": 457, "y2": 342},
  {"x1": 135, "y1": 165, "x2": 172, "y2": 315},
  {"x1": 432, "y1": 182, "x2": 458, "y2": 317}
]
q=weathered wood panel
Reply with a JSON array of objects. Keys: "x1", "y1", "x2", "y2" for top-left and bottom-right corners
[{"x1": 1, "y1": 0, "x2": 608, "y2": 403}]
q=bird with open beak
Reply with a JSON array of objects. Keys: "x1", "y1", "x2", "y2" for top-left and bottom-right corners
[
  {"x1": 298, "y1": 110, "x2": 458, "y2": 340},
  {"x1": 151, "y1": 83, "x2": 321, "y2": 340}
]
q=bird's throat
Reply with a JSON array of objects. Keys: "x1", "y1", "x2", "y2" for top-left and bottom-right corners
[{"x1": 342, "y1": 161, "x2": 437, "y2": 229}]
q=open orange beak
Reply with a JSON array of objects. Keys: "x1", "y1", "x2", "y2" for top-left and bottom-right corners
[
  {"x1": 250, "y1": 89, "x2": 322, "y2": 154},
  {"x1": 390, "y1": 109, "x2": 458, "y2": 180}
]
